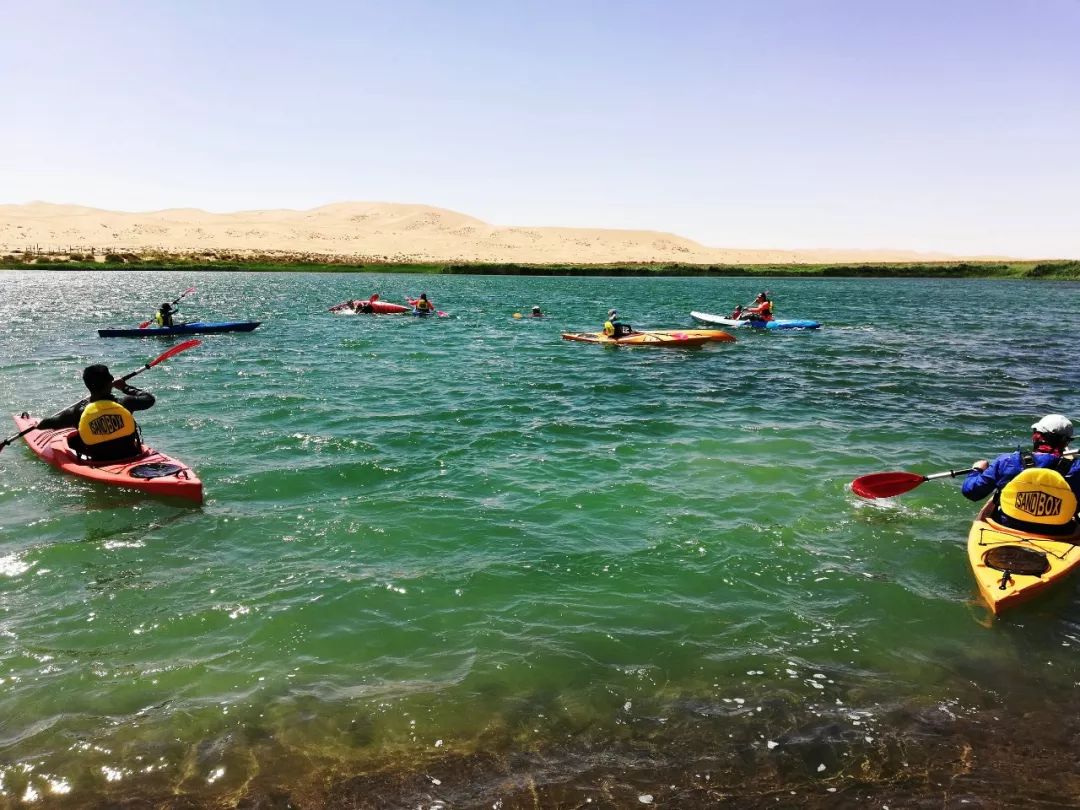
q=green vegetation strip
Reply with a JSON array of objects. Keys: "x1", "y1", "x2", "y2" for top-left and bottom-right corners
[{"x1": 3, "y1": 254, "x2": 1079, "y2": 279}]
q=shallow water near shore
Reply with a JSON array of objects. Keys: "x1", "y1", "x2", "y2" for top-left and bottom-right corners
[{"x1": 2, "y1": 270, "x2": 1080, "y2": 807}]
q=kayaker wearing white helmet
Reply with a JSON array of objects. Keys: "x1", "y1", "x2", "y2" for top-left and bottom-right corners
[
  {"x1": 603, "y1": 309, "x2": 633, "y2": 338},
  {"x1": 962, "y1": 414, "x2": 1080, "y2": 535}
]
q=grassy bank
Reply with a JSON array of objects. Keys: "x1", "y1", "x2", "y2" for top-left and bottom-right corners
[{"x1": 3, "y1": 254, "x2": 1079, "y2": 279}]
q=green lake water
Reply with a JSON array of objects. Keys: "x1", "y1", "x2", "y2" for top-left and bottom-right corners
[{"x1": 2, "y1": 270, "x2": 1080, "y2": 807}]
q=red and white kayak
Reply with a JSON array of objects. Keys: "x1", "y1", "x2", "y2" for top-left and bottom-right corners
[
  {"x1": 329, "y1": 299, "x2": 410, "y2": 314},
  {"x1": 12, "y1": 413, "x2": 203, "y2": 503}
]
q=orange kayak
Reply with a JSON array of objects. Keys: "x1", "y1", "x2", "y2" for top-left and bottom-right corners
[
  {"x1": 967, "y1": 500, "x2": 1080, "y2": 614},
  {"x1": 12, "y1": 413, "x2": 203, "y2": 503},
  {"x1": 561, "y1": 329, "x2": 734, "y2": 347},
  {"x1": 673, "y1": 329, "x2": 736, "y2": 343}
]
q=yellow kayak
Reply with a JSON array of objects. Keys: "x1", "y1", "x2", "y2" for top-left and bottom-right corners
[
  {"x1": 561, "y1": 329, "x2": 734, "y2": 347},
  {"x1": 967, "y1": 500, "x2": 1080, "y2": 614}
]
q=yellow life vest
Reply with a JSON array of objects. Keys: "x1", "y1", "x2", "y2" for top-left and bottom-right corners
[
  {"x1": 603, "y1": 320, "x2": 615, "y2": 336},
  {"x1": 78, "y1": 400, "x2": 137, "y2": 446},
  {"x1": 998, "y1": 466, "x2": 1078, "y2": 528},
  {"x1": 155, "y1": 311, "x2": 165, "y2": 326}
]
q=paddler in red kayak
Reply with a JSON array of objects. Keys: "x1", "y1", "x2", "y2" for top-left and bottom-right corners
[
  {"x1": 349, "y1": 293, "x2": 381, "y2": 313},
  {"x1": 961, "y1": 414, "x2": 1080, "y2": 535},
  {"x1": 35, "y1": 364, "x2": 155, "y2": 462}
]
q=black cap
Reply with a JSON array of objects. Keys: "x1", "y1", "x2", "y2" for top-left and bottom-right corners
[{"x1": 82, "y1": 364, "x2": 113, "y2": 393}]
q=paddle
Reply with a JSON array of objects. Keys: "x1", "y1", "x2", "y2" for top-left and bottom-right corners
[
  {"x1": 0, "y1": 339, "x2": 201, "y2": 454},
  {"x1": 851, "y1": 468, "x2": 977, "y2": 499},
  {"x1": 851, "y1": 450, "x2": 1080, "y2": 499},
  {"x1": 139, "y1": 286, "x2": 196, "y2": 329}
]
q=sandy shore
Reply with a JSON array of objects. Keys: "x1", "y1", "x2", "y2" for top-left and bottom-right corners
[{"x1": 0, "y1": 201, "x2": 978, "y2": 265}]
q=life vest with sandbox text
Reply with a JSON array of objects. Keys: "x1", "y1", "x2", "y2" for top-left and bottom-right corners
[
  {"x1": 996, "y1": 460, "x2": 1077, "y2": 532},
  {"x1": 78, "y1": 400, "x2": 137, "y2": 446}
]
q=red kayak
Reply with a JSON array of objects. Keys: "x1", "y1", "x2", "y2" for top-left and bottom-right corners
[
  {"x1": 329, "y1": 298, "x2": 410, "y2": 315},
  {"x1": 12, "y1": 413, "x2": 203, "y2": 503}
]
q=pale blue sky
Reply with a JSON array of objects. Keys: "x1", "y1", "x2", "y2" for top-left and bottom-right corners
[{"x1": 2, "y1": 0, "x2": 1077, "y2": 257}]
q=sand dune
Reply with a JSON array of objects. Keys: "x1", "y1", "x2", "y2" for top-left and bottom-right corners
[{"x1": 0, "y1": 201, "x2": 968, "y2": 264}]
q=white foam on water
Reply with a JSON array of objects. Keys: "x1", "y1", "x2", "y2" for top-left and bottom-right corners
[{"x1": 0, "y1": 554, "x2": 32, "y2": 578}]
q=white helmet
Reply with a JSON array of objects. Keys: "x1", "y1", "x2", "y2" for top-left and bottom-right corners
[{"x1": 1031, "y1": 414, "x2": 1073, "y2": 441}]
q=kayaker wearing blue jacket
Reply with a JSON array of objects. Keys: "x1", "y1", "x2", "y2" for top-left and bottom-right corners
[
  {"x1": 37, "y1": 364, "x2": 155, "y2": 462},
  {"x1": 962, "y1": 414, "x2": 1080, "y2": 535}
]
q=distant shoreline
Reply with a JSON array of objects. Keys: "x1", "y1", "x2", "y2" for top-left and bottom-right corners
[{"x1": 3, "y1": 255, "x2": 1079, "y2": 279}]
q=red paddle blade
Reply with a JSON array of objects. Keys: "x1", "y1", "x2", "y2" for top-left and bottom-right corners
[
  {"x1": 138, "y1": 321, "x2": 150, "y2": 329},
  {"x1": 148, "y1": 338, "x2": 201, "y2": 367},
  {"x1": 851, "y1": 471, "x2": 928, "y2": 499}
]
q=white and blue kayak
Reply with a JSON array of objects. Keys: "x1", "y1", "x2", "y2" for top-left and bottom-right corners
[{"x1": 690, "y1": 311, "x2": 820, "y2": 330}]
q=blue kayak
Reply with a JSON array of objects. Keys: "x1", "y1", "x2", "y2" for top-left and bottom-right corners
[
  {"x1": 98, "y1": 321, "x2": 261, "y2": 338},
  {"x1": 690, "y1": 311, "x2": 820, "y2": 330}
]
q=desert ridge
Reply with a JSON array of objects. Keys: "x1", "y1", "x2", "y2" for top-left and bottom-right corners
[{"x1": 0, "y1": 201, "x2": 961, "y2": 264}]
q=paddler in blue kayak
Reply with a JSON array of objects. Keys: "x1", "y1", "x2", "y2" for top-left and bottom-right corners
[
  {"x1": 741, "y1": 292, "x2": 774, "y2": 322},
  {"x1": 36, "y1": 364, "x2": 155, "y2": 462},
  {"x1": 962, "y1": 414, "x2": 1080, "y2": 535},
  {"x1": 155, "y1": 302, "x2": 176, "y2": 327},
  {"x1": 413, "y1": 293, "x2": 435, "y2": 315}
]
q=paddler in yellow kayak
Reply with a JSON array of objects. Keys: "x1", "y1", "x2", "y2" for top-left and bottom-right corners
[
  {"x1": 35, "y1": 364, "x2": 155, "y2": 462},
  {"x1": 961, "y1": 414, "x2": 1080, "y2": 535},
  {"x1": 602, "y1": 309, "x2": 634, "y2": 339}
]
